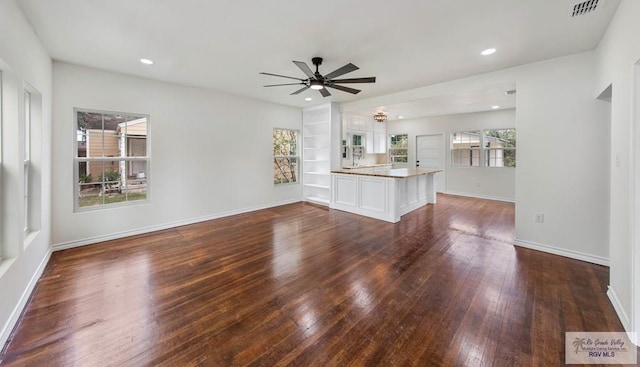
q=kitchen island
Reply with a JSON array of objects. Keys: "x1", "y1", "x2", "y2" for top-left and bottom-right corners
[{"x1": 330, "y1": 167, "x2": 441, "y2": 223}]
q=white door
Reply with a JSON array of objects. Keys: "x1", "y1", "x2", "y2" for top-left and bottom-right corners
[{"x1": 416, "y1": 134, "x2": 445, "y2": 192}]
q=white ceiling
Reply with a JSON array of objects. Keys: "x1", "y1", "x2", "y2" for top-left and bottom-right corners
[{"x1": 18, "y1": 0, "x2": 619, "y2": 118}]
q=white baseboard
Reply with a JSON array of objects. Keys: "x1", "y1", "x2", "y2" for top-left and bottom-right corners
[
  {"x1": 0, "y1": 248, "x2": 52, "y2": 350},
  {"x1": 444, "y1": 191, "x2": 515, "y2": 203},
  {"x1": 514, "y1": 239, "x2": 609, "y2": 266},
  {"x1": 52, "y1": 199, "x2": 301, "y2": 251},
  {"x1": 607, "y1": 286, "x2": 635, "y2": 344}
]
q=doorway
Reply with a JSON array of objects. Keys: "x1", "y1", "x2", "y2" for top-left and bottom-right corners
[{"x1": 416, "y1": 134, "x2": 445, "y2": 193}]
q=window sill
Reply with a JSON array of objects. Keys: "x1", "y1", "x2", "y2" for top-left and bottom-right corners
[
  {"x1": 0, "y1": 257, "x2": 17, "y2": 280},
  {"x1": 24, "y1": 230, "x2": 40, "y2": 249}
]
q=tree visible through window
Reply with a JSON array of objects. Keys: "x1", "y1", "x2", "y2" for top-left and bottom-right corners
[
  {"x1": 485, "y1": 129, "x2": 516, "y2": 167},
  {"x1": 75, "y1": 109, "x2": 149, "y2": 209},
  {"x1": 389, "y1": 134, "x2": 408, "y2": 163},
  {"x1": 273, "y1": 129, "x2": 299, "y2": 185}
]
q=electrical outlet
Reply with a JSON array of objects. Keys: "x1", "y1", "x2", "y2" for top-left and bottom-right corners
[{"x1": 535, "y1": 214, "x2": 544, "y2": 223}]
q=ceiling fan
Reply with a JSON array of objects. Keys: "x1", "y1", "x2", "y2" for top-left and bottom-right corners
[{"x1": 260, "y1": 57, "x2": 376, "y2": 97}]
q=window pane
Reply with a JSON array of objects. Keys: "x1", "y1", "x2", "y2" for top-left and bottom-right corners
[
  {"x1": 273, "y1": 129, "x2": 298, "y2": 156},
  {"x1": 273, "y1": 129, "x2": 299, "y2": 185},
  {"x1": 451, "y1": 148, "x2": 480, "y2": 167},
  {"x1": 121, "y1": 117, "x2": 148, "y2": 158},
  {"x1": 484, "y1": 128, "x2": 516, "y2": 167},
  {"x1": 451, "y1": 131, "x2": 481, "y2": 148},
  {"x1": 389, "y1": 134, "x2": 408, "y2": 148},
  {"x1": 122, "y1": 160, "x2": 148, "y2": 202},
  {"x1": 78, "y1": 112, "x2": 102, "y2": 158},
  {"x1": 274, "y1": 157, "x2": 298, "y2": 184}
]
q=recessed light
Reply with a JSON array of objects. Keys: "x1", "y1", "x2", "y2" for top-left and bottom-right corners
[
  {"x1": 139, "y1": 58, "x2": 154, "y2": 65},
  {"x1": 491, "y1": 105, "x2": 500, "y2": 109},
  {"x1": 305, "y1": 97, "x2": 312, "y2": 101},
  {"x1": 398, "y1": 116, "x2": 404, "y2": 119},
  {"x1": 481, "y1": 48, "x2": 496, "y2": 56}
]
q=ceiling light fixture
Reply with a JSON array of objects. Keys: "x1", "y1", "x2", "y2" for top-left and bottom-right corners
[
  {"x1": 309, "y1": 80, "x2": 324, "y2": 90},
  {"x1": 374, "y1": 112, "x2": 388, "y2": 123},
  {"x1": 305, "y1": 97, "x2": 312, "y2": 101},
  {"x1": 140, "y1": 58, "x2": 154, "y2": 65},
  {"x1": 481, "y1": 48, "x2": 496, "y2": 56},
  {"x1": 491, "y1": 105, "x2": 500, "y2": 109},
  {"x1": 398, "y1": 115, "x2": 404, "y2": 119}
]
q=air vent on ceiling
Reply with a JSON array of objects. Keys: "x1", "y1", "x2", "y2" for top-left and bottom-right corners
[
  {"x1": 571, "y1": 0, "x2": 599, "y2": 17},
  {"x1": 505, "y1": 89, "x2": 516, "y2": 96}
]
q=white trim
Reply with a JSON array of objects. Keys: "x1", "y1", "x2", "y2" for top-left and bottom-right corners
[
  {"x1": 607, "y1": 286, "x2": 637, "y2": 345},
  {"x1": 515, "y1": 238, "x2": 609, "y2": 266},
  {"x1": 52, "y1": 199, "x2": 301, "y2": 251},
  {"x1": 632, "y1": 62, "x2": 640, "y2": 350},
  {"x1": 0, "y1": 248, "x2": 52, "y2": 349},
  {"x1": 444, "y1": 190, "x2": 515, "y2": 203}
]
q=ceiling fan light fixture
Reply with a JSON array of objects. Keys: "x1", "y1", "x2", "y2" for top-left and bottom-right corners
[
  {"x1": 309, "y1": 80, "x2": 324, "y2": 90},
  {"x1": 374, "y1": 112, "x2": 388, "y2": 123}
]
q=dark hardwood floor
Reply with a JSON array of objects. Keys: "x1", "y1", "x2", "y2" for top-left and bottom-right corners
[{"x1": 0, "y1": 195, "x2": 630, "y2": 366}]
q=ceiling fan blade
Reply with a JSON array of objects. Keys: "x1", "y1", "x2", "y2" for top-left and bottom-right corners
[
  {"x1": 259, "y1": 72, "x2": 305, "y2": 81},
  {"x1": 292, "y1": 61, "x2": 315, "y2": 79},
  {"x1": 291, "y1": 86, "x2": 310, "y2": 95},
  {"x1": 319, "y1": 88, "x2": 331, "y2": 97},
  {"x1": 325, "y1": 84, "x2": 361, "y2": 94},
  {"x1": 328, "y1": 77, "x2": 376, "y2": 84},
  {"x1": 264, "y1": 83, "x2": 305, "y2": 87},
  {"x1": 323, "y1": 63, "x2": 359, "y2": 80}
]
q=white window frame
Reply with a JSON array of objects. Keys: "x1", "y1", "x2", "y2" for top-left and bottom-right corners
[
  {"x1": 484, "y1": 128, "x2": 516, "y2": 168},
  {"x1": 0, "y1": 71, "x2": 3, "y2": 262},
  {"x1": 74, "y1": 108, "x2": 150, "y2": 211},
  {"x1": 273, "y1": 128, "x2": 299, "y2": 185},
  {"x1": 23, "y1": 90, "x2": 31, "y2": 235},
  {"x1": 389, "y1": 134, "x2": 409, "y2": 163},
  {"x1": 451, "y1": 131, "x2": 482, "y2": 167}
]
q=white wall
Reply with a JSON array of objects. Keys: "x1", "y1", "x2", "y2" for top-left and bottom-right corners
[
  {"x1": 343, "y1": 51, "x2": 610, "y2": 266},
  {"x1": 386, "y1": 109, "x2": 516, "y2": 202},
  {"x1": 52, "y1": 62, "x2": 302, "y2": 247},
  {"x1": 594, "y1": 0, "x2": 640, "y2": 337},
  {"x1": 0, "y1": 0, "x2": 52, "y2": 349}
]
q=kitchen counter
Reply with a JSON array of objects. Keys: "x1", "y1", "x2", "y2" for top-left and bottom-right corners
[
  {"x1": 330, "y1": 168, "x2": 440, "y2": 223},
  {"x1": 332, "y1": 167, "x2": 441, "y2": 178},
  {"x1": 340, "y1": 163, "x2": 393, "y2": 169}
]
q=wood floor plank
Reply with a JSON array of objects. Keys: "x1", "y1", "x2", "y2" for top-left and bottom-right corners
[{"x1": 0, "y1": 194, "x2": 633, "y2": 366}]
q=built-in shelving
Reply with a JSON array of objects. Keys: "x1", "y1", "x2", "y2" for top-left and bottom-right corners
[{"x1": 302, "y1": 103, "x2": 341, "y2": 206}]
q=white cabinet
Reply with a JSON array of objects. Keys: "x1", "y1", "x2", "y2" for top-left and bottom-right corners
[
  {"x1": 365, "y1": 132, "x2": 374, "y2": 154},
  {"x1": 345, "y1": 115, "x2": 368, "y2": 132},
  {"x1": 302, "y1": 103, "x2": 341, "y2": 206},
  {"x1": 344, "y1": 114, "x2": 387, "y2": 154},
  {"x1": 366, "y1": 122, "x2": 387, "y2": 154},
  {"x1": 374, "y1": 131, "x2": 387, "y2": 153}
]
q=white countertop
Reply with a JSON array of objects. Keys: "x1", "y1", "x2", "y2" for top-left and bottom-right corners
[{"x1": 331, "y1": 167, "x2": 442, "y2": 178}]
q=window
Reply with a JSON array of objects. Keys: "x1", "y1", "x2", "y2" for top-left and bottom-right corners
[
  {"x1": 0, "y1": 71, "x2": 3, "y2": 261},
  {"x1": 451, "y1": 131, "x2": 481, "y2": 167},
  {"x1": 75, "y1": 109, "x2": 149, "y2": 210},
  {"x1": 273, "y1": 129, "x2": 299, "y2": 185},
  {"x1": 23, "y1": 91, "x2": 31, "y2": 233},
  {"x1": 485, "y1": 129, "x2": 516, "y2": 167},
  {"x1": 389, "y1": 134, "x2": 408, "y2": 163}
]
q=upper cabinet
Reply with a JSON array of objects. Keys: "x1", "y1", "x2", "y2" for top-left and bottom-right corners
[
  {"x1": 344, "y1": 114, "x2": 369, "y2": 132},
  {"x1": 344, "y1": 114, "x2": 387, "y2": 154}
]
